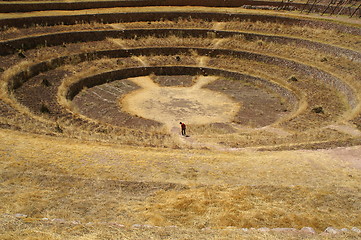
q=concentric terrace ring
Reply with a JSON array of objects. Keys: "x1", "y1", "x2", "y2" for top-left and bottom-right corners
[{"x1": 1, "y1": 9, "x2": 360, "y2": 149}]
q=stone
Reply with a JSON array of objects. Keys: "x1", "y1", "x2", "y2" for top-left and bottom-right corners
[
  {"x1": 258, "y1": 227, "x2": 270, "y2": 232},
  {"x1": 351, "y1": 227, "x2": 361, "y2": 233},
  {"x1": 111, "y1": 223, "x2": 125, "y2": 228},
  {"x1": 142, "y1": 224, "x2": 154, "y2": 228},
  {"x1": 201, "y1": 227, "x2": 211, "y2": 231},
  {"x1": 340, "y1": 228, "x2": 349, "y2": 232},
  {"x1": 42, "y1": 79, "x2": 51, "y2": 87},
  {"x1": 312, "y1": 106, "x2": 324, "y2": 114},
  {"x1": 166, "y1": 225, "x2": 178, "y2": 228},
  {"x1": 40, "y1": 104, "x2": 50, "y2": 114},
  {"x1": 52, "y1": 218, "x2": 66, "y2": 223},
  {"x1": 55, "y1": 124, "x2": 63, "y2": 133},
  {"x1": 301, "y1": 227, "x2": 316, "y2": 234},
  {"x1": 289, "y1": 76, "x2": 298, "y2": 82},
  {"x1": 132, "y1": 224, "x2": 154, "y2": 228},
  {"x1": 272, "y1": 228, "x2": 297, "y2": 232},
  {"x1": 324, "y1": 227, "x2": 340, "y2": 234},
  {"x1": 18, "y1": 51, "x2": 26, "y2": 58},
  {"x1": 14, "y1": 213, "x2": 27, "y2": 218},
  {"x1": 225, "y1": 226, "x2": 237, "y2": 230}
]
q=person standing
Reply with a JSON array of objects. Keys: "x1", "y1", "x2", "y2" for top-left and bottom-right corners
[{"x1": 180, "y1": 122, "x2": 186, "y2": 136}]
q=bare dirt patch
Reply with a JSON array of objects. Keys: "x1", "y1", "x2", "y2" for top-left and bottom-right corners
[
  {"x1": 73, "y1": 79, "x2": 162, "y2": 128},
  {"x1": 205, "y1": 77, "x2": 291, "y2": 127},
  {"x1": 121, "y1": 75, "x2": 241, "y2": 128},
  {"x1": 324, "y1": 146, "x2": 361, "y2": 170}
]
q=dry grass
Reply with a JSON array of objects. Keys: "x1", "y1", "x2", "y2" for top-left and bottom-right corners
[
  {"x1": 143, "y1": 186, "x2": 361, "y2": 230},
  {"x1": 4, "y1": 215, "x2": 359, "y2": 240},
  {"x1": 146, "y1": 54, "x2": 198, "y2": 67},
  {"x1": 0, "y1": 6, "x2": 277, "y2": 20},
  {"x1": 110, "y1": 18, "x2": 361, "y2": 51},
  {"x1": 223, "y1": 20, "x2": 361, "y2": 50},
  {"x1": 194, "y1": 127, "x2": 350, "y2": 149},
  {"x1": 0, "y1": 5, "x2": 358, "y2": 27},
  {"x1": 1, "y1": 128, "x2": 361, "y2": 239},
  {"x1": 121, "y1": 35, "x2": 215, "y2": 49},
  {"x1": 111, "y1": 18, "x2": 213, "y2": 30},
  {"x1": 0, "y1": 22, "x2": 111, "y2": 40}
]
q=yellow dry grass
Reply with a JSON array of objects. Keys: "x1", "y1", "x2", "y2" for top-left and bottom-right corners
[
  {"x1": 1, "y1": 128, "x2": 361, "y2": 239},
  {"x1": 222, "y1": 21, "x2": 361, "y2": 51},
  {"x1": 0, "y1": 5, "x2": 357, "y2": 24},
  {"x1": 110, "y1": 19, "x2": 361, "y2": 51}
]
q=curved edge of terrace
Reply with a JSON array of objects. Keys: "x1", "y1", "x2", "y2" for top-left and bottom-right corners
[
  {"x1": 0, "y1": 0, "x2": 286, "y2": 13},
  {"x1": 1, "y1": 29, "x2": 360, "y2": 62},
  {"x1": 66, "y1": 65, "x2": 297, "y2": 99},
  {"x1": 63, "y1": 66, "x2": 299, "y2": 128},
  {"x1": 0, "y1": 0, "x2": 356, "y2": 15},
  {"x1": 6, "y1": 47, "x2": 358, "y2": 114},
  {"x1": 1, "y1": 11, "x2": 360, "y2": 35}
]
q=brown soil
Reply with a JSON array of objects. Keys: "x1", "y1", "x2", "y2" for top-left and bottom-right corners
[
  {"x1": 14, "y1": 68, "x2": 71, "y2": 117},
  {"x1": 72, "y1": 79, "x2": 162, "y2": 129},
  {"x1": 205, "y1": 77, "x2": 291, "y2": 127},
  {"x1": 153, "y1": 75, "x2": 194, "y2": 87}
]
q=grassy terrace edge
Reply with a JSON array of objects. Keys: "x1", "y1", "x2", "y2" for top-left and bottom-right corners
[
  {"x1": 1, "y1": 11, "x2": 360, "y2": 34},
  {"x1": 1, "y1": 28, "x2": 360, "y2": 62}
]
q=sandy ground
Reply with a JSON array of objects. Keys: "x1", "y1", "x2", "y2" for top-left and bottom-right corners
[{"x1": 121, "y1": 76, "x2": 240, "y2": 129}]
